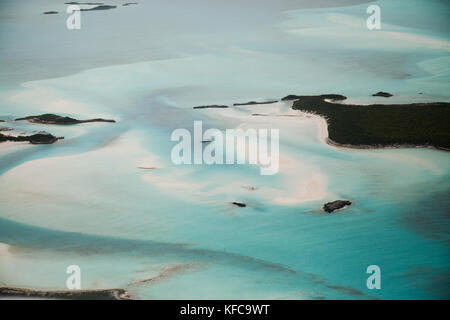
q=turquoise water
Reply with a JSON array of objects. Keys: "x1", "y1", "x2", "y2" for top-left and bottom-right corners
[{"x1": 0, "y1": 0, "x2": 449, "y2": 299}]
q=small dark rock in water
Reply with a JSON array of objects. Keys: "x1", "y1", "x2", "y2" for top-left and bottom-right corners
[
  {"x1": 123, "y1": 2, "x2": 138, "y2": 6},
  {"x1": 231, "y1": 202, "x2": 247, "y2": 208},
  {"x1": 43, "y1": 11, "x2": 59, "y2": 14},
  {"x1": 0, "y1": 120, "x2": 5, "y2": 122},
  {"x1": 193, "y1": 105, "x2": 229, "y2": 109},
  {"x1": 323, "y1": 200, "x2": 352, "y2": 213},
  {"x1": 372, "y1": 91, "x2": 393, "y2": 98},
  {"x1": 16, "y1": 114, "x2": 115, "y2": 125},
  {"x1": 0, "y1": 132, "x2": 61, "y2": 144}
]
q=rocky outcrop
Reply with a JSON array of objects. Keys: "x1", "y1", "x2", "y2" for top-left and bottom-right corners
[
  {"x1": 0, "y1": 286, "x2": 130, "y2": 300},
  {"x1": 16, "y1": 114, "x2": 115, "y2": 125},
  {"x1": 372, "y1": 92, "x2": 393, "y2": 98},
  {"x1": 323, "y1": 200, "x2": 352, "y2": 213},
  {"x1": 282, "y1": 94, "x2": 347, "y2": 101},
  {"x1": 43, "y1": 11, "x2": 59, "y2": 14},
  {"x1": 231, "y1": 202, "x2": 247, "y2": 208},
  {"x1": 193, "y1": 105, "x2": 229, "y2": 109},
  {"x1": 80, "y1": 5, "x2": 117, "y2": 11},
  {"x1": 0, "y1": 132, "x2": 61, "y2": 144},
  {"x1": 65, "y1": 2, "x2": 104, "y2": 5},
  {"x1": 233, "y1": 100, "x2": 278, "y2": 106}
]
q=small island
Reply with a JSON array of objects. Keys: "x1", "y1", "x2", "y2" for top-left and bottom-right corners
[
  {"x1": 0, "y1": 132, "x2": 62, "y2": 144},
  {"x1": 323, "y1": 200, "x2": 352, "y2": 213},
  {"x1": 231, "y1": 202, "x2": 247, "y2": 208},
  {"x1": 16, "y1": 114, "x2": 116, "y2": 125},
  {"x1": 0, "y1": 286, "x2": 130, "y2": 300},
  {"x1": 282, "y1": 94, "x2": 346, "y2": 102},
  {"x1": 65, "y1": 2, "x2": 105, "y2": 5},
  {"x1": 193, "y1": 105, "x2": 229, "y2": 109},
  {"x1": 80, "y1": 5, "x2": 117, "y2": 11},
  {"x1": 233, "y1": 100, "x2": 278, "y2": 106},
  {"x1": 372, "y1": 91, "x2": 393, "y2": 98},
  {"x1": 288, "y1": 95, "x2": 450, "y2": 150}
]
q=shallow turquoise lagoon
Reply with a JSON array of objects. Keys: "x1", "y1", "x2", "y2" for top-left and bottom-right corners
[{"x1": 0, "y1": 0, "x2": 449, "y2": 299}]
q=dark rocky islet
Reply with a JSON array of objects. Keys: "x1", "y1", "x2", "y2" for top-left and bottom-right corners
[
  {"x1": 0, "y1": 132, "x2": 62, "y2": 144},
  {"x1": 193, "y1": 105, "x2": 229, "y2": 109},
  {"x1": 1, "y1": 114, "x2": 115, "y2": 145},
  {"x1": 65, "y1": 2, "x2": 105, "y2": 4},
  {"x1": 16, "y1": 114, "x2": 116, "y2": 125},
  {"x1": 231, "y1": 202, "x2": 247, "y2": 208},
  {"x1": 0, "y1": 286, "x2": 130, "y2": 300},
  {"x1": 80, "y1": 5, "x2": 117, "y2": 11},
  {"x1": 233, "y1": 100, "x2": 278, "y2": 106},
  {"x1": 323, "y1": 200, "x2": 352, "y2": 213},
  {"x1": 372, "y1": 91, "x2": 393, "y2": 98},
  {"x1": 282, "y1": 94, "x2": 346, "y2": 101}
]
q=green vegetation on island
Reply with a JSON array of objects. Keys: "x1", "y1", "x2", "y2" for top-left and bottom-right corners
[
  {"x1": 288, "y1": 95, "x2": 450, "y2": 150},
  {"x1": 16, "y1": 113, "x2": 116, "y2": 125}
]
